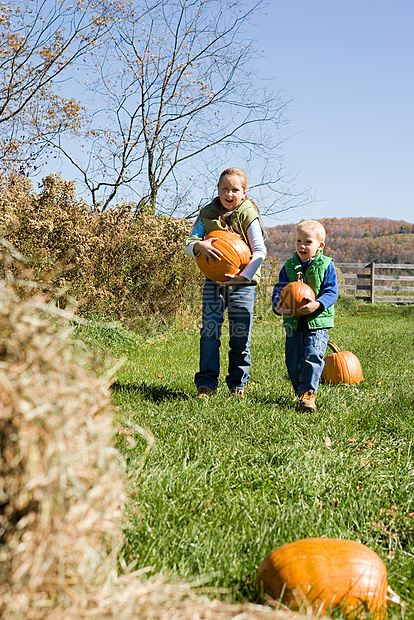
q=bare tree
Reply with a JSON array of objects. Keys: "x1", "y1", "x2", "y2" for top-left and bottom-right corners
[
  {"x1": 51, "y1": 0, "x2": 293, "y2": 214},
  {"x1": 0, "y1": 0, "x2": 126, "y2": 169}
]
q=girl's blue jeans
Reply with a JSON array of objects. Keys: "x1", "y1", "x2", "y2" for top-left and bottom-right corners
[
  {"x1": 195, "y1": 278, "x2": 256, "y2": 392},
  {"x1": 284, "y1": 327, "x2": 329, "y2": 395}
]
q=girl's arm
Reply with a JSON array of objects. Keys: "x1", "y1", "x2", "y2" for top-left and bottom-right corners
[
  {"x1": 219, "y1": 219, "x2": 266, "y2": 284},
  {"x1": 238, "y1": 219, "x2": 267, "y2": 281},
  {"x1": 185, "y1": 217, "x2": 223, "y2": 263},
  {"x1": 185, "y1": 217, "x2": 205, "y2": 256}
]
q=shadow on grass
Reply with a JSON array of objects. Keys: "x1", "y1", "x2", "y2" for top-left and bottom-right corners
[
  {"x1": 111, "y1": 380, "x2": 192, "y2": 402},
  {"x1": 250, "y1": 392, "x2": 294, "y2": 408}
]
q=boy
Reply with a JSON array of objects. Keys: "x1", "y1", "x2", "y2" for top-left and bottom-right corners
[{"x1": 272, "y1": 220, "x2": 338, "y2": 412}]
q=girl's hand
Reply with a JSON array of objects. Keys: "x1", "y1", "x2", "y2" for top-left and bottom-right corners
[
  {"x1": 295, "y1": 298, "x2": 321, "y2": 315},
  {"x1": 217, "y1": 274, "x2": 249, "y2": 286},
  {"x1": 194, "y1": 238, "x2": 223, "y2": 264}
]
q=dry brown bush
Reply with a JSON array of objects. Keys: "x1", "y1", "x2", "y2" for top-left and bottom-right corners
[
  {"x1": 0, "y1": 245, "x2": 312, "y2": 620},
  {"x1": 0, "y1": 172, "x2": 201, "y2": 328}
]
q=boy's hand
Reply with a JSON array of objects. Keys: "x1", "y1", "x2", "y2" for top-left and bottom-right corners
[
  {"x1": 274, "y1": 300, "x2": 296, "y2": 316},
  {"x1": 295, "y1": 298, "x2": 321, "y2": 315},
  {"x1": 274, "y1": 298, "x2": 321, "y2": 316},
  {"x1": 194, "y1": 238, "x2": 223, "y2": 264}
]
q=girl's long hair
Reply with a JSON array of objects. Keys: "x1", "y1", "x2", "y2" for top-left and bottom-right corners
[{"x1": 212, "y1": 168, "x2": 267, "y2": 237}]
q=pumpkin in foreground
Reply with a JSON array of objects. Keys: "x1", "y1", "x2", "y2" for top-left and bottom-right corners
[
  {"x1": 195, "y1": 229, "x2": 251, "y2": 282},
  {"x1": 256, "y1": 538, "x2": 387, "y2": 618},
  {"x1": 279, "y1": 279, "x2": 315, "y2": 316},
  {"x1": 321, "y1": 341, "x2": 363, "y2": 384}
]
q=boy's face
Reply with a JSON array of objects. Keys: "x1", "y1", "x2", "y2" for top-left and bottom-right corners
[
  {"x1": 218, "y1": 174, "x2": 247, "y2": 211},
  {"x1": 296, "y1": 228, "x2": 324, "y2": 261}
]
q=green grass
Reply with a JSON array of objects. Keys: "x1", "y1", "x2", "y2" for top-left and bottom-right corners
[{"x1": 77, "y1": 299, "x2": 414, "y2": 618}]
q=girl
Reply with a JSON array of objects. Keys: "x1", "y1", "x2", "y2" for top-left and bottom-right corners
[{"x1": 185, "y1": 167, "x2": 266, "y2": 397}]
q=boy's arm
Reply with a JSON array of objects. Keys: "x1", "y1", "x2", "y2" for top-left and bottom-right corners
[
  {"x1": 295, "y1": 260, "x2": 338, "y2": 316},
  {"x1": 272, "y1": 266, "x2": 289, "y2": 314},
  {"x1": 274, "y1": 260, "x2": 338, "y2": 316},
  {"x1": 315, "y1": 261, "x2": 339, "y2": 310}
]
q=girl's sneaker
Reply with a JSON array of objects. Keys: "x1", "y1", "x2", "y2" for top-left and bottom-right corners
[
  {"x1": 229, "y1": 388, "x2": 244, "y2": 398},
  {"x1": 197, "y1": 386, "x2": 215, "y2": 398}
]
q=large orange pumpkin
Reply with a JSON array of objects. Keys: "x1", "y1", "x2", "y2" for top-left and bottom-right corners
[
  {"x1": 256, "y1": 538, "x2": 387, "y2": 618},
  {"x1": 321, "y1": 341, "x2": 363, "y2": 384},
  {"x1": 279, "y1": 277, "x2": 315, "y2": 316},
  {"x1": 195, "y1": 229, "x2": 251, "y2": 282}
]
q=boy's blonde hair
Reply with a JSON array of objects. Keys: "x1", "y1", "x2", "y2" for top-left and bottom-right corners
[{"x1": 296, "y1": 219, "x2": 326, "y2": 243}]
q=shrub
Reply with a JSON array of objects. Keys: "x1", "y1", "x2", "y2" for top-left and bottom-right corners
[{"x1": 0, "y1": 172, "x2": 202, "y2": 328}]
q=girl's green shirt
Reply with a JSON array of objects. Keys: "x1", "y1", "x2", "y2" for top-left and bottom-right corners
[{"x1": 189, "y1": 199, "x2": 261, "y2": 283}]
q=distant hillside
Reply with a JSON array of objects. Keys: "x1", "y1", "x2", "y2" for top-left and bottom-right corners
[{"x1": 266, "y1": 217, "x2": 414, "y2": 265}]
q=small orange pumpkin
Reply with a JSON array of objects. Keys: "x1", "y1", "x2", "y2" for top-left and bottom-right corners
[
  {"x1": 321, "y1": 341, "x2": 363, "y2": 384},
  {"x1": 256, "y1": 538, "x2": 387, "y2": 618},
  {"x1": 195, "y1": 229, "x2": 251, "y2": 282},
  {"x1": 279, "y1": 275, "x2": 315, "y2": 316}
]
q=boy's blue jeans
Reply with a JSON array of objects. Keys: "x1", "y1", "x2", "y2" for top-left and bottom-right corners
[
  {"x1": 284, "y1": 327, "x2": 329, "y2": 395},
  {"x1": 195, "y1": 278, "x2": 256, "y2": 392}
]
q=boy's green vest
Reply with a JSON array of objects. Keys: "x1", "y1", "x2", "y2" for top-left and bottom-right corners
[
  {"x1": 283, "y1": 251, "x2": 335, "y2": 330},
  {"x1": 199, "y1": 199, "x2": 262, "y2": 283}
]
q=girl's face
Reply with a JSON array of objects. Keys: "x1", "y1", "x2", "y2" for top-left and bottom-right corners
[
  {"x1": 218, "y1": 174, "x2": 247, "y2": 211},
  {"x1": 296, "y1": 228, "x2": 324, "y2": 261}
]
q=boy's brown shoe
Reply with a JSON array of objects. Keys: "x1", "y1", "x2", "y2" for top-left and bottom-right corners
[
  {"x1": 299, "y1": 391, "x2": 316, "y2": 412},
  {"x1": 197, "y1": 386, "x2": 215, "y2": 398}
]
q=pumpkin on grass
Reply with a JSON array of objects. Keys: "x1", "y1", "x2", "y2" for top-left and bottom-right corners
[
  {"x1": 256, "y1": 538, "x2": 387, "y2": 618},
  {"x1": 195, "y1": 229, "x2": 251, "y2": 282},
  {"x1": 279, "y1": 273, "x2": 315, "y2": 316},
  {"x1": 321, "y1": 341, "x2": 363, "y2": 384}
]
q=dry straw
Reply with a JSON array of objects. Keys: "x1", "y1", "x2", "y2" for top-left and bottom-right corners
[{"x1": 0, "y1": 240, "x2": 314, "y2": 620}]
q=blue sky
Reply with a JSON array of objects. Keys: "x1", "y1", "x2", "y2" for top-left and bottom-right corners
[{"x1": 252, "y1": 1, "x2": 414, "y2": 226}]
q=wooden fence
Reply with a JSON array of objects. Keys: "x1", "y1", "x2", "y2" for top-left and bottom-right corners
[{"x1": 336, "y1": 262, "x2": 414, "y2": 303}]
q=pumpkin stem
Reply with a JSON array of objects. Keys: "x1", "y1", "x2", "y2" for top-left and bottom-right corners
[
  {"x1": 326, "y1": 341, "x2": 341, "y2": 354},
  {"x1": 297, "y1": 272, "x2": 304, "y2": 282}
]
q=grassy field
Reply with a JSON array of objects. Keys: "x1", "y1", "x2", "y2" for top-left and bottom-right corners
[{"x1": 78, "y1": 297, "x2": 414, "y2": 618}]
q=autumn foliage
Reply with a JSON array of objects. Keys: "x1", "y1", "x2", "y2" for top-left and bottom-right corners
[{"x1": 267, "y1": 217, "x2": 414, "y2": 265}]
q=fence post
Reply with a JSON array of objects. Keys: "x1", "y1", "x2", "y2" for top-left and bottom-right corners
[{"x1": 370, "y1": 262, "x2": 375, "y2": 304}]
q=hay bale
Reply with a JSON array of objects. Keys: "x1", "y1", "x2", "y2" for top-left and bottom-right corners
[
  {"x1": 0, "y1": 271, "x2": 126, "y2": 618},
  {"x1": 0, "y1": 244, "x2": 318, "y2": 620}
]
